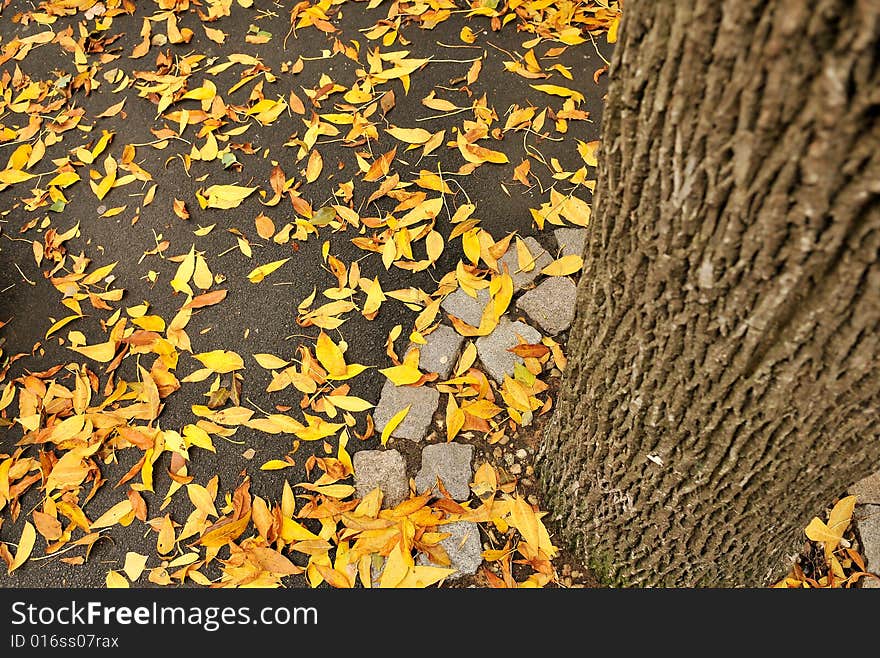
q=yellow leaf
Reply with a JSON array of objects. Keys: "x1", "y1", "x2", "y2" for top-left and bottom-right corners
[
  {"x1": 805, "y1": 495, "x2": 857, "y2": 552},
  {"x1": 315, "y1": 331, "x2": 347, "y2": 377},
  {"x1": 47, "y1": 171, "x2": 80, "y2": 188},
  {"x1": 446, "y1": 394, "x2": 465, "y2": 441},
  {"x1": 123, "y1": 552, "x2": 148, "y2": 582},
  {"x1": 91, "y1": 499, "x2": 134, "y2": 529},
  {"x1": 106, "y1": 570, "x2": 129, "y2": 588},
  {"x1": 170, "y1": 246, "x2": 196, "y2": 295},
  {"x1": 607, "y1": 15, "x2": 620, "y2": 44},
  {"x1": 312, "y1": 484, "x2": 355, "y2": 498},
  {"x1": 379, "y1": 363, "x2": 422, "y2": 386},
  {"x1": 204, "y1": 25, "x2": 227, "y2": 44},
  {"x1": 471, "y1": 462, "x2": 497, "y2": 499},
  {"x1": 464, "y1": 399, "x2": 503, "y2": 419},
  {"x1": 8, "y1": 522, "x2": 35, "y2": 574},
  {"x1": 201, "y1": 184, "x2": 257, "y2": 209},
  {"x1": 157, "y1": 515, "x2": 175, "y2": 555},
  {"x1": 530, "y1": 84, "x2": 585, "y2": 104},
  {"x1": 183, "y1": 424, "x2": 215, "y2": 453},
  {"x1": 294, "y1": 414, "x2": 344, "y2": 441},
  {"x1": 414, "y1": 170, "x2": 453, "y2": 194},
  {"x1": 253, "y1": 353, "x2": 289, "y2": 369},
  {"x1": 378, "y1": 543, "x2": 410, "y2": 588},
  {"x1": 462, "y1": 230, "x2": 481, "y2": 266},
  {"x1": 509, "y1": 496, "x2": 541, "y2": 550},
  {"x1": 193, "y1": 255, "x2": 212, "y2": 290},
  {"x1": 131, "y1": 315, "x2": 165, "y2": 332},
  {"x1": 386, "y1": 126, "x2": 432, "y2": 144},
  {"x1": 70, "y1": 340, "x2": 116, "y2": 362},
  {"x1": 381, "y1": 405, "x2": 410, "y2": 446},
  {"x1": 328, "y1": 395, "x2": 373, "y2": 412},
  {"x1": 426, "y1": 230, "x2": 444, "y2": 263},
  {"x1": 198, "y1": 514, "x2": 250, "y2": 548},
  {"x1": 541, "y1": 254, "x2": 583, "y2": 276},
  {"x1": 330, "y1": 363, "x2": 370, "y2": 381},
  {"x1": 81, "y1": 261, "x2": 118, "y2": 286},
  {"x1": 828, "y1": 495, "x2": 857, "y2": 534},
  {"x1": 281, "y1": 517, "x2": 320, "y2": 542},
  {"x1": 247, "y1": 258, "x2": 289, "y2": 283},
  {"x1": 0, "y1": 168, "x2": 35, "y2": 184},
  {"x1": 550, "y1": 63, "x2": 573, "y2": 80},
  {"x1": 181, "y1": 80, "x2": 217, "y2": 102},
  {"x1": 46, "y1": 314, "x2": 80, "y2": 338},
  {"x1": 379, "y1": 349, "x2": 422, "y2": 385},
  {"x1": 192, "y1": 405, "x2": 254, "y2": 426},
  {"x1": 396, "y1": 565, "x2": 456, "y2": 587},
  {"x1": 261, "y1": 460, "x2": 295, "y2": 471},
  {"x1": 187, "y1": 483, "x2": 218, "y2": 517},
  {"x1": 577, "y1": 140, "x2": 599, "y2": 167},
  {"x1": 305, "y1": 149, "x2": 323, "y2": 183},
  {"x1": 515, "y1": 237, "x2": 535, "y2": 272},
  {"x1": 101, "y1": 205, "x2": 127, "y2": 218},
  {"x1": 193, "y1": 350, "x2": 244, "y2": 373}
]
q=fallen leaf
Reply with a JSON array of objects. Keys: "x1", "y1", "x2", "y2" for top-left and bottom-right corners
[
  {"x1": 106, "y1": 570, "x2": 129, "y2": 588},
  {"x1": 183, "y1": 289, "x2": 228, "y2": 309},
  {"x1": 541, "y1": 254, "x2": 583, "y2": 276},
  {"x1": 193, "y1": 350, "x2": 244, "y2": 373},
  {"x1": 8, "y1": 522, "x2": 35, "y2": 574},
  {"x1": 247, "y1": 258, "x2": 290, "y2": 283},
  {"x1": 199, "y1": 184, "x2": 257, "y2": 210},
  {"x1": 381, "y1": 405, "x2": 410, "y2": 446}
]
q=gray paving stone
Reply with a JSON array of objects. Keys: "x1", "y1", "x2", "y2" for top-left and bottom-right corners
[
  {"x1": 554, "y1": 227, "x2": 587, "y2": 258},
  {"x1": 516, "y1": 276, "x2": 578, "y2": 335},
  {"x1": 441, "y1": 287, "x2": 490, "y2": 327},
  {"x1": 372, "y1": 380, "x2": 440, "y2": 442},
  {"x1": 850, "y1": 471, "x2": 880, "y2": 504},
  {"x1": 405, "y1": 324, "x2": 465, "y2": 379},
  {"x1": 353, "y1": 450, "x2": 408, "y2": 507},
  {"x1": 475, "y1": 317, "x2": 542, "y2": 382},
  {"x1": 417, "y1": 521, "x2": 482, "y2": 579},
  {"x1": 855, "y1": 504, "x2": 880, "y2": 588},
  {"x1": 414, "y1": 442, "x2": 474, "y2": 501},
  {"x1": 498, "y1": 236, "x2": 553, "y2": 291}
]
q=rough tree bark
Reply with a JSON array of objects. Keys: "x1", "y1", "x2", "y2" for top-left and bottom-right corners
[{"x1": 538, "y1": 0, "x2": 880, "y2": 586}]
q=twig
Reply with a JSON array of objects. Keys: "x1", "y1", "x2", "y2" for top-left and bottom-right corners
[
  {"x1": 415, "y1": 107, "x2": 473, "y2": 122},
  {"x1": 588, "y1": 31, "x2": 612, "y2": 67},
  {"x1": 14, "y1": 263, "x2": 35, "y2": 286}
]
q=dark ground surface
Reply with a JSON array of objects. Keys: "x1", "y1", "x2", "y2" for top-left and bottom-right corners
[{"x1": 0, "y1": 1, "x2": 610, "y2": 587}]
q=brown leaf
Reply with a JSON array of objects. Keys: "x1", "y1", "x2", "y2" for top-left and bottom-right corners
[
  {"x1": 288, "y1": 90, "x2": 305, "y2": 115},
  {"x1": 183, "y1": 289, "x2": 228, "y2": 309},
  {"x1": 128, "y1": 489, "x2": 147, "y2": 522},
  {"x1": 173, "y1": 198, "x2": 190, "y2": 220},
  {"x1": 508, "y1": 343, "x2": 550, "y2": 358},
  {"x1": 32, "y1": 511, "x2": 63, "y2": 541},
  {"x1": 255, "y1": 213, "x2": 275, "y2": 240},
  {"x1": 248, "y1": 546, "x2": 302, "y2": 576},
  {"x1": 364, "y1": 148, "x2": 397, "y2": 182}
]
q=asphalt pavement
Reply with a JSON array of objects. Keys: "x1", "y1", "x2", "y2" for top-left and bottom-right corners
[{"x1": 0, "y1": 0, "x2": 610, "y2": 587}]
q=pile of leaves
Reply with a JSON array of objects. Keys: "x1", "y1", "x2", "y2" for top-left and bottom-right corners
[
  {"x1": 0, "y1": 0, "x2": 620, "y2": 587},
  {"x1": 775, "y1": 496, "x2": 878, "y2": 588}
]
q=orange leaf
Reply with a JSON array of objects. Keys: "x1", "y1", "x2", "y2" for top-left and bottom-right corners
[{"x1": 183, "y1": 289, "x2": 227, "y2": 309}]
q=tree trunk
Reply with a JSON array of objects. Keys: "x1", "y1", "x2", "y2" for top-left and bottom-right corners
[{"x1": 538, "y1": 0, "x2": 880, "y2": 587}]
